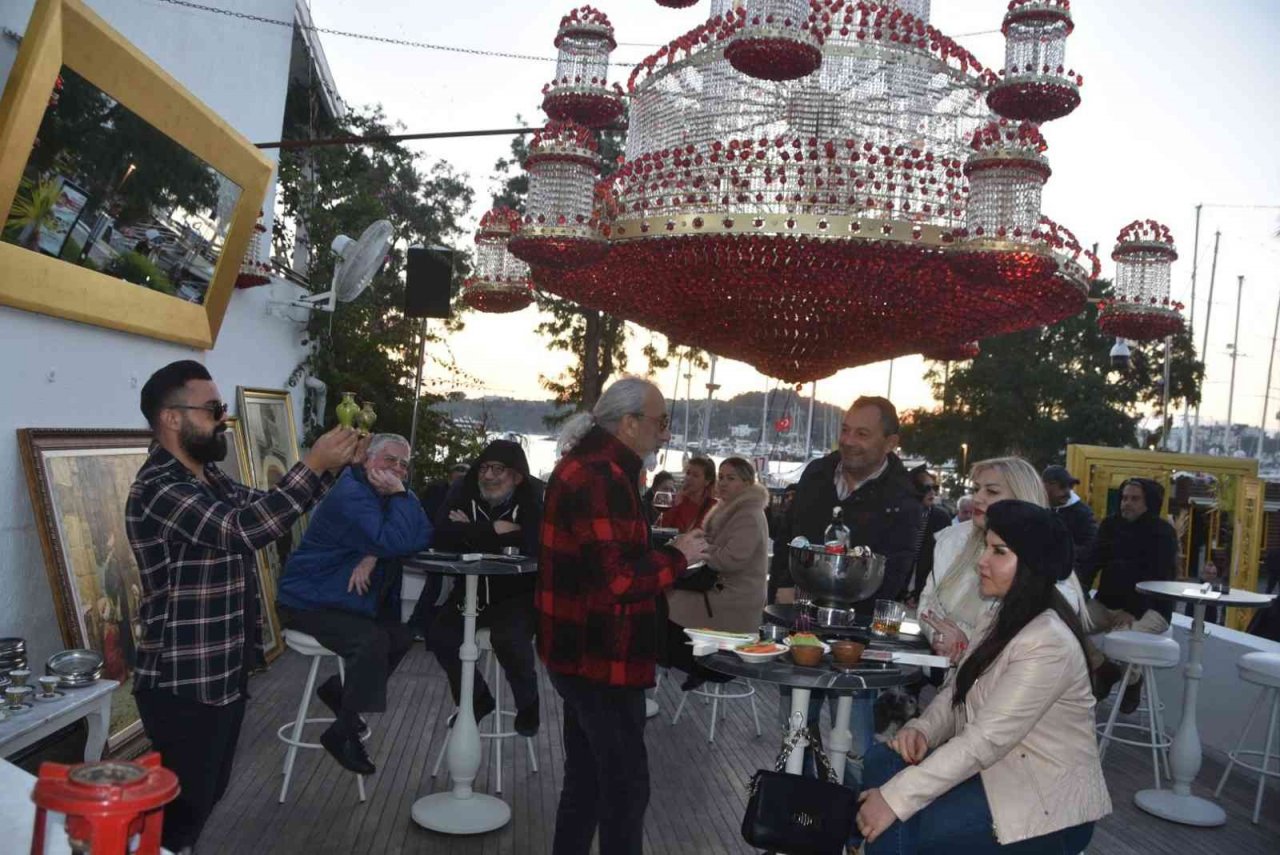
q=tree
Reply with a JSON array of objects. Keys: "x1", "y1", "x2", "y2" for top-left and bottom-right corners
[
  {"x1": 490, "y1": 118, "x2": 632, "y2": 422},
  {"x1": 275, "y1": 79, "x2": 485, "y2": 492},
  {"x1": 900, "y1": 284, "x2": 1203, "y2": 469}
]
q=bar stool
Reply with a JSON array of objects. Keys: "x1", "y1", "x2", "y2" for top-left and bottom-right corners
[
  {"x1": 431, "y1": 628, "x2": 538, "y2": 794},
  {"x1": 1214, "y1": 652, "x2": 1280, "y2": 824},
  {"x1": 671, "y1": 679, "x2": 761, "y2": 743},
  {"x1": 277, "y1": 629, "x2": 366, "y2": 804},
  {"x1": 1095, "y1": 630, "x2": 1179, "y2": 790}
]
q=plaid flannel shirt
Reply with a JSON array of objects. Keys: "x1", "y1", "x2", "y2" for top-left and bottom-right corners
[
  {"x1": 536, "y1": 426, "x2": 685, "y2": 688},
  {"x1": 126, "y1": 445, "x2": 329, "y2": 706}
]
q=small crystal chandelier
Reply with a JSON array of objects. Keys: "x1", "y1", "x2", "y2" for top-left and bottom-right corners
[
  {"x1": 1098, "y1": 220, "x2": 1183, "y2": 341},
  {"x1": 461, "y1": 208, "x2": 533, "y2": 313}
]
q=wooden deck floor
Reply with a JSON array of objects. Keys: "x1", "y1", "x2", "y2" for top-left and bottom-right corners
[{"x1": 197, "y1": 645, "x2": 1279, "y2": 854}]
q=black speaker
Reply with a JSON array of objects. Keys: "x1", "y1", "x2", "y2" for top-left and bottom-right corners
[{"x1": 405, "y1": 245, "x2": 454, "y2": 319}]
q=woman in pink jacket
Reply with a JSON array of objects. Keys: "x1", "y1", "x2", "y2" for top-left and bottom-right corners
[{"x1": 855, "y1": 500, "x2": 1111, "y2": 853}]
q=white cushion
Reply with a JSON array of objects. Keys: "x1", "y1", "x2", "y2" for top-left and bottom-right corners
[
  {"x1": 283, "y1": 629, "x2": 337, "y2": 658},
  {"x1": 1101, "y1": 631, "x2": 1180, "y2": 667},
  {"x1": 1239, "y1": 652, "x2": 1280, "y2": 688}
]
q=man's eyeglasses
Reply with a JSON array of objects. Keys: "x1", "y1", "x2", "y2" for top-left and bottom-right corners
[
  {"x1": 920, "y1": 484, "x2": 938, "y2": 494},
  {"x1": 631, "y1": 412, "x2": 671, "y2": 431},
  {"x1": 169, "y1": 402, "x2": 229, "y2": 420},
  {"x1": 477, "y1": 462, "x2": 509, "y2": 477}
]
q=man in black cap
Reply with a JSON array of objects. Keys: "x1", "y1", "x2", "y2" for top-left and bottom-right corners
[
  {"x1": 1082, "y1": 477, "x2": 1177, "y2": 712},
  {"x1": 428, "y1": 440, "x2": 543, "y2": 734},
  {"x1": 1042, "y1": 465, "x2": 1097, "y2": 580}
]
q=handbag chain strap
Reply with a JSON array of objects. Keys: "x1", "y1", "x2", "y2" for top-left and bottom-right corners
[{"x1": 748, "y1": 722, "x2": 841, "y2": 794}]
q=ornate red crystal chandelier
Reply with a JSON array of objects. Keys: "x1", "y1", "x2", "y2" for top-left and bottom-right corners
[
  {"x1": 462, "y1": 208, "x2": 534, "y2": 313},
  {"x1": 506, "y1": 1, "x2": 1177, "y2": 382},
  {"x1": 1098, "y1": 219, "x2": 1182, "y2": 341}
]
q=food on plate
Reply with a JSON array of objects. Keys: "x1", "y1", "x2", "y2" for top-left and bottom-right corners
[
  {"x1": 787, "y1": 632, "x2": 823, "y2": 647},
  {"x1": 735, "y1": 642, "x2": 783, "y2": 654}
]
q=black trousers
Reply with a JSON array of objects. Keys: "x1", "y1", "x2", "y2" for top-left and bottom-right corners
[
  {"x1": 549, "y1": 671, "x2": 650, "y2": 855},
  {"x1": 135, "y1": 689, "x2": 247, "y2": 852},
  {"x1": 278, "y1": 606, "x2": 412, "y2": 714},
  {"x1": 429, "y1": 594, "x2": 539, "y2": 712}
]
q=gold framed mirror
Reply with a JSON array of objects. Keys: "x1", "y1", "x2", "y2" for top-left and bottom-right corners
[{"x1": 0, "y1": 0, "x2": 273, "y2": 348}]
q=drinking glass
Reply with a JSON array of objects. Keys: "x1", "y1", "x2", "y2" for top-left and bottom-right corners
[
  {"x1": 652, "y1": 489, "x2": 676, "y2": 511},
  {"x1": 871, "y1": 599, "x2": 907, "y2": 636}
]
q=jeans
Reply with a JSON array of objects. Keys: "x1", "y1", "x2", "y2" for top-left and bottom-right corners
[
  {"x1": 135, "y1": 690, "x2": 247, "y2": 851},
  {"x1": 777, "y1": 687, "x2": 876, "y2": 787},
  {"x1": 430, "y1": 594, "x2": 539, "y2": 713},
  {"x1": 549, "y1": 672, "x2": 650, "y2": 855},
  {"x1": 859, "y1": 743, "x2": 1095, "y2": 854}
]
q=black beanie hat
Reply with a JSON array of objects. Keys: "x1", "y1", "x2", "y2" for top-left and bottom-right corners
[
  {"x1": 984, "y1": 500, "x2": 1075, "y2": 582},
  {"x1": 474, "y1": 439, "x2": 530, "y2": 477}
]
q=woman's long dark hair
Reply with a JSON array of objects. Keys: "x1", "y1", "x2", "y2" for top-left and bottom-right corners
[{"x1": 952, "y1": 558, "x2": 1090, "y2": 707}]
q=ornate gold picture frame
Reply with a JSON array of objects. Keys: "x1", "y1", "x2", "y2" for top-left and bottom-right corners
[{"x1": 0, "y1": 0, "x2": 273, "y2": 347}]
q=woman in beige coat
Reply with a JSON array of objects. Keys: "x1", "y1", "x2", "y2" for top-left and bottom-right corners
[
  {"x1": 854, "y1": 500, "x2": 1110, "y2": 853},
  {"x1": 667, "y1": 457, "x2": 770, "y2": 634}
]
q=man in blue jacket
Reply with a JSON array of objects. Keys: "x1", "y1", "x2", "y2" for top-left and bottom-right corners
[{"x1": 277, "y1": 432, "x2": 431, "y2": 774}]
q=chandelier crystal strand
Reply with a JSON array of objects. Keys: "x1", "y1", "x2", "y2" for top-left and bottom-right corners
[
  {"x1": 988, "y1": 0, "x2": 1081, "y2": 122},
  {"x1": 462, "y1": 208, "x2": 534, "y2": 313},
  {"x1": 961, "y1": 119, "x2": 1049, "y2": 243},
  {"x1": 1098, "y1": 220, "x2": 1183, "y2": 341},
  {"x1": 542, "y1": 6, "x2": 624, "y2": 128}
]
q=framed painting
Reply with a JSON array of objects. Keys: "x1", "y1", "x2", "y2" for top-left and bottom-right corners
[
  {"x1": 212, "y1": 417, "x2": 285, "y2": 664},
  {"x1": 17, "y1": 428, "x2": 153, "y2": 756},
  {"x1": 235, "y1": 387, "x2": 306, "y2": 603}
]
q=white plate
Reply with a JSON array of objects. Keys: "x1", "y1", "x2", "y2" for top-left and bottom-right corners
[
  {"x1": 683, "y1": 628, "x2": 755, "y2": 652},
  {"x1": 784, "y1": 637, "x2": 831, "y2": 654},
  {"x1": 732, "y1": 642, "x2": 788, "y2": 663}
]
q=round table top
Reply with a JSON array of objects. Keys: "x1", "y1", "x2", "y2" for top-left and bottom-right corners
[
  {"x1": 699, "y1": 650, "x2": 920, "y2": 692},
  {"x1": 404, "y1": 553, "x2": 537, "y2": 576},
  {"x1": 762, "y1": 604, "x2": 931, "y2": 651},
  {"x1": 1136, "y1": 580, "x2": 1275, "y2": 608}
]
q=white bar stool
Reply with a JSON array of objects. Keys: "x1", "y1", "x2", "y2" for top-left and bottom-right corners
[
  {"x1": 1214, "y1": 651, "x2": 1280, "y2": 824},
  {"x1": 277, "y1": 629, "x2": 366, "y2": 803},
  {"x1": 1095, "y1": 630, "x2": 1179, "y2": 790},
  {"x1": 671, "y1": 678, "x2": 761, "y2": 743},
  {"x1": 432, "y1": 628, "x2": 538, "y2": 794}
]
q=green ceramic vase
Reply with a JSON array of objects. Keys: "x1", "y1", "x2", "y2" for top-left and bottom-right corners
[
  {"x1": 355, "y1": 402, "x2": 377, "y2": 433},
  {"x1": 335, "y1": 392, "x2": 359, "y2": 429}
]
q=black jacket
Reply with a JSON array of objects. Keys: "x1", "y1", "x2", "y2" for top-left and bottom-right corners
[
  {"x1": 1082, "y1": 479, "x2": 1176, "y2": 622},
  {"x1": 769, "y1": 452, "x2": 923, "y2": 603},
  {"x1": 1053, "y1": 498, "x2": 1098, "y2": 579},
  {"x1": 909, "y1": 505, "x2": 954, "y2": 598},
  {"x1": 433, "y1": 474, "x2": 544, "y2": 605}
]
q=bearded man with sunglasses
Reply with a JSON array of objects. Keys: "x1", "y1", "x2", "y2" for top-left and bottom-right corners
[{"x1": 126, "y1": 360, "x2": 362, "y2": 854}]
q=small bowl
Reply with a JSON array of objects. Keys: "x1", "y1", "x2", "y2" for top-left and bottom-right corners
[
  {"x1": 831, "y1": 640, "x2": 866, "y2": 666},
  {"x1": 38, "y1": 676, "x2": 61, "y2": 697},
  {"x1": 788, "y1": 644, "x2": 825, "y2": 667},
  {"x1": 8, "y1": 669, "x2": 30, "y2": 687},
  {"x1": 5, "y1": 685, "x2": 33, "y2": 707},
  {"x1": 758, "y1": 624, "x2": 789, "y2": 643}
]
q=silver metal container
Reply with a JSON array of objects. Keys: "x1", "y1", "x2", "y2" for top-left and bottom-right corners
[{"x1": 788, "y1": 545, "x2": 886, "y2": 607}]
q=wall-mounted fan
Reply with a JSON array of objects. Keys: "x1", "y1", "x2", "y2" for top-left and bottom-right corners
[{"x1": 285, "y1": 219, "x2": 393, "y2": 312}]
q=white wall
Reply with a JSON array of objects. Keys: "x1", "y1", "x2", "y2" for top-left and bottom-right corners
[{"x1": 0, "y1": 0, "x2": 306, "y2": 669}]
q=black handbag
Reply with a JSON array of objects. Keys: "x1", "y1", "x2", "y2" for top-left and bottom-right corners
[{"x1": 741, "y1": 725, "x2": 859, "y2": 855}]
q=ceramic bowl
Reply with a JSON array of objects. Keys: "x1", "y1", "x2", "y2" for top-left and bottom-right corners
[{"x1": 830, "y1": 640, "x2": 866, "y2": 665}]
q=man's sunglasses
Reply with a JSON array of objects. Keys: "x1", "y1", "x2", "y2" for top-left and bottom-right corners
[
  {"x1": 169, "y1": 402, "x2": 229, "y2": 419},
  {"x1": 632, "y1": 412, "x2": 671, "y2": 431}
]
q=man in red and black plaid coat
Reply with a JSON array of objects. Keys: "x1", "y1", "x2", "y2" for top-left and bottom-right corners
[{"x1": 537, "y1": 376, "x2": 708, "y2": 855}]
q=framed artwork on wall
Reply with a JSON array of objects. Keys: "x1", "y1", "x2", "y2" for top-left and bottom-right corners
[
  {"x1": 235, "y1": 387, "x2": 307, "y2": 606},
  {"x1": 212, "y1": 416, "x2": 285, "y2": 663},
  {"x1": 17, "y1": 428, "x2": 153, "y2": 756}
]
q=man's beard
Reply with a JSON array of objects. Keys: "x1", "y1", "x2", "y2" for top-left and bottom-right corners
[
  {"x1": 643, "y1": 451, "x2": 659, "y2": 472},
  {"x1": 180, "y1": 421, "x2": 228, "y2": 464},
  {"x1": 480, "y1": 485, "x2": 515, "y2": 507}
]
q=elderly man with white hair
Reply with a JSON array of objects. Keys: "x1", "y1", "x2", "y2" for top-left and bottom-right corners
[
  {"x1": 538, "y1": 376, "x2": 709, "y2": 855},
  {"x1": 277, "y1": 432, "x2": 432, "y2": 776}
]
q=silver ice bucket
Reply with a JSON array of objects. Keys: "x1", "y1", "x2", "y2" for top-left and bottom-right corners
[{"x1": 788, "y1": 545, "x2": 886, "y2": 607}]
